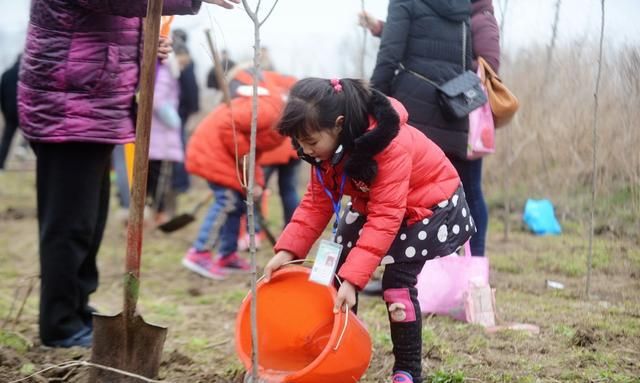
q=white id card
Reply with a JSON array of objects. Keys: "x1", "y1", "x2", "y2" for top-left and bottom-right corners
[{"x1": 309, "y1": 239, "x2": 343, "y2": 286}]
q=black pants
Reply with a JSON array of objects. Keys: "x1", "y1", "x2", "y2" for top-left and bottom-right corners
[
  {"x1": 0, "y1": 122, "x2": 18, "y2": 169},
  {"x1": 32, "y1": 142, "x2": 113, "y2": 342},
  {"x1": 147, "y1": 159, "x2": 174, "y2": 213},
  {"x1": 335, "y1": 252, "x2": 426, "y2": 383}
]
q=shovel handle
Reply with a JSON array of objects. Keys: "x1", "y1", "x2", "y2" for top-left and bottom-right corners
[{"x1": 125, "y1": 0, "x2": 164, "y2": 318}]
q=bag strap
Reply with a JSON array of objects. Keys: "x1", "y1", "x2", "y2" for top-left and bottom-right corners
[
  {"x1": 398, "y1": 63, "x2": 440, "y2": 88},
  {"x1": 399, "y1": 20, "x2": 468, "y2": 86},
  {"x1": 464, "y1": 241, "x2": 472, "y2": 258},
  {"x1": 461, "y1": 21, "x2": 466, "y2": 72}
]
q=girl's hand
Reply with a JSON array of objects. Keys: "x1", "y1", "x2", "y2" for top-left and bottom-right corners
[
  {"x1": 203, "y1": 0, "x2": 240, "y2": 9},
  {"x1": 157, "y1": 36, "x2": 172, "y2": 63},
  {"x1": 263, "y1": 251, "x2": 294, "y2": 282},
  {"x1": 333, "y1": 280, "x2": 357, "y2": 314}
]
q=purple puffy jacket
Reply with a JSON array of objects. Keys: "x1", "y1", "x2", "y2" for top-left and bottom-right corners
[{"x1": 18, "y1": 0, "x2": 201, "y2": 144}]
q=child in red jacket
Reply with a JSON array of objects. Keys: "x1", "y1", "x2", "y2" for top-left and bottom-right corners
[
  {"x1": 183, "y1": 86, "x2": 284, "y2": 279},
  {"x1": 263, "y1": 78, "x2": 475, "y2": 383}
]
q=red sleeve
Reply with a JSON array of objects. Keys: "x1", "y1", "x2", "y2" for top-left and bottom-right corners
[
  {"x1": 274, "y1": 169, "x2": 334, "y2": 259},
  {"x1": 337, "y1": 142, "x2": 411, "y2": 289}
]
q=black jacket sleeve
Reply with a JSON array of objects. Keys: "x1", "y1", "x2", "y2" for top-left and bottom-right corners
[{"x1": 370, "y1": 0, "x2": 413, "y2": 95}]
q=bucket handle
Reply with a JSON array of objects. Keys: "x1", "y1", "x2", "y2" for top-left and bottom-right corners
[{"x1": 257, "y1": 259, "x2": 351, "y2": 351}]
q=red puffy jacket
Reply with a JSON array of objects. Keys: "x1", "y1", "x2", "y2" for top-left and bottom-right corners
[
  {"x1": 185, "y1": 93, "x2": 285, "y2": 193},
  {"x1": 232, "y1": 69, "x2": 299, "y2": 166},
  {"x1": 274, "y1": 96, "x2": 460, "y2": 289}
]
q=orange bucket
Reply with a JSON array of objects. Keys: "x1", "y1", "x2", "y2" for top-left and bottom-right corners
[{"x1": 235, "y1": 266, "x2": 372, "y2": 383}]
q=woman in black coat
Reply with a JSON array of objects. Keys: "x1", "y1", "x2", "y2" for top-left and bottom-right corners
[{"x1": 369, "y1": 0, "x2": 500, "y2": 257}]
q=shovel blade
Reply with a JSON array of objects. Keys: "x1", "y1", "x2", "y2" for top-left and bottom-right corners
[
  {"x1": 90, "y1": 312, "x2": 167, "y2": 383},
  {"x1": 157, "y1": 214, "x2": 195, "y2": 233}
]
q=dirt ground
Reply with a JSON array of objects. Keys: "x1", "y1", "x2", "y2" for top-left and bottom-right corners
[{"x1": 1, "y1": 167, "x2": 639, "y2": 383}]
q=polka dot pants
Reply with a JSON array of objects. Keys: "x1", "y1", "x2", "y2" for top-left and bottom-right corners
[
  {"x1": 335, "y1": 185, "x2": 475, "y2": 266},
  {"x1": 333, "y1": 185, "x2": 475, "y2": 383}
]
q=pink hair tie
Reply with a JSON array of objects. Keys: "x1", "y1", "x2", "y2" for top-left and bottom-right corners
[{"x1": 330, "y1": 78, "x2": 342, "y2": 93}]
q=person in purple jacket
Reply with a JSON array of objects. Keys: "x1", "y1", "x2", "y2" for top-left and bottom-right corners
[
  {"x1": 18, "y1": 0, "x2": 239, "y2": 348},
  {"x1": 362, "y1": 0, "x2": 500, "y2": 261}
]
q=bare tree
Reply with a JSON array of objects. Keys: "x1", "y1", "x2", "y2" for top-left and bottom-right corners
[
  {"x1": 544, "y1": 0, "x2": 562, "y2": 85},
  {"x1": 241, "y1": 2, "x2": 279, "y2": 381},
  {"x1": 586, "y1": 0, "x2": 605, "y2": 298},
  {"x1": 360, "y1": 0, "x2": 367, "y2": 78},
  {"x1": 496, "y1": 0, "x2": 509, "y2": 38}
]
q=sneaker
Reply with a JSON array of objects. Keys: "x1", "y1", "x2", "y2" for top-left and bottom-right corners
[
  {"x1": 182, "y1": 248, "x2": 227, "y2": 280},
  {"x1": 392, "y1": 371, "x2": 413, "y2": 383},
  {"x1": 43, "y1": 326, "x2": 92, "y2": 348},
  {"x1": 215, "y1": 252, "x2": 251, "y2": 273}
]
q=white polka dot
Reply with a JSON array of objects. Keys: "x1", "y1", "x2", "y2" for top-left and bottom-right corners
[
  {"x1": 452, "y1": 225, "x2": 460, "y2": 234},
  {"x1": 336, "y1": 235, "x2": 343, "y2": 244},
  {"x1": 358, "y1": 229, "x2": 363, "y2": 236},
  {"x1": 437, "y1": 225, "x2": 448, "y2": 242},
  {"x1": 438, "y1": 200, "x2": 449, "y2": 208},
  {"x1": 400, "y1": 233, "x2": 407, "y2": 240},
  {"x1": 422, "y1": 218, "x2": 430, "y2": 225},
  {"x1": 421, "y1": 249, "x2": 428, "y2": 256},
  {"x1": 345, "y1": 211, "x2": 359, "y2": 224},
  {"x1": 462, "y1": 208, "x2": 467, "y2": 218},
  {"x1": 418, "y1": 231, "x2": 427, "y2": 240},
  {"x1": 381, "y1": 255, "x2": 395, "y2": 265},
  {"x1": 347, "y1": 241, "x2": 352, "y2": 248},
  {"x1": 452, "y1": 194, "x2": 459, "y2": 207},
  {"x1": 469, "y1": 217, "x2": 474, "y2": 226},
  {"x1": 465, "y1": 224, "x2": 469, "y2": 232},
  {"x1": 405, "y1": 247, "x2": 416, "y2": 258}
]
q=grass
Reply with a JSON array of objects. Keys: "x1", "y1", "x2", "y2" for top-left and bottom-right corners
[{"x1": 1, "y1": 146, "x2": 639, "y2": 382}]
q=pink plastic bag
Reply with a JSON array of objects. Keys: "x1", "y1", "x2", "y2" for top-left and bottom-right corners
[
  {"x1": 467, "y1": 66, "x2": 495, "y2": 160},
  {"x1": 416, "y1": 243, "x2": 489, "y2": 321}
]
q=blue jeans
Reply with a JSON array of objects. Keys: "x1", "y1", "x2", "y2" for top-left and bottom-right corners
[
  {"x1": 448, "y1": 157, "x2": 487, "y2": 256},
  {"x1": 112, "y1": 145, "x2": 130, "y2": 208},
  {"x1": 193, "y1": 183, "x2": 245, "y2": 256},
  {"x1": 263, "y1": 159, "x2": 301, "y2": 226}
]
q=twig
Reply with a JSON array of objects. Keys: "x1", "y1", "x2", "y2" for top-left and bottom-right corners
[
  {"x1": 2, "y1": 274, "x2": 39, "y2": 329},
  {"x1": 203, "y1": 338, "x2": 231, "y2": 349},
  {"x1": 586, "y1": 0, "x2": 605, "y2": 298},
  {"x1": 8, "y1": 360, "x2": 173, "y2": 383},
  {"x1": 258, "y1": 0, "x2": 279, "y2": 27}
]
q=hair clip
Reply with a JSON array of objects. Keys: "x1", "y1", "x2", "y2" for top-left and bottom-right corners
[{"x1": 330, "y1": 78, "x2": 342, "y2": 93}]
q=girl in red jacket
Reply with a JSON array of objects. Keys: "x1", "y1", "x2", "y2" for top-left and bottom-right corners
[
  {"x1": 263, "y1": 78, "x2": 475, "y2": 383},
  {"x1": 183, "y1": 86, "x2": 284, "y2": 279}
]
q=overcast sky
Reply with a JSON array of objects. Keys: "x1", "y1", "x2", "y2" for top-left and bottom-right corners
[{"x1": 1, "y1": 0, "x2": 638, "y2": 80}]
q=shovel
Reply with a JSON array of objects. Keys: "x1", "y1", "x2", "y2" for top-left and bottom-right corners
[
  {"x1": 157, "y1": 191, "x2": 213, "y2": 233},
  {"x1": 158, "y1": 190, "x2": 277, "y2": 246},
  {"x1": 90, "y1": 1, "x2": 167, "y2": 381}
]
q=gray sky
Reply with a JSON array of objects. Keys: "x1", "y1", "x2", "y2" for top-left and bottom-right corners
[{"x1": 1, "y1": 0, "x2": 638, "y2": 79}]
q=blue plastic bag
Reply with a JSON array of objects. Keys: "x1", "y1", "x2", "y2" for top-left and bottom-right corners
[{"x1": 523, "y1": 199, "x2": 562, "y2": 235}]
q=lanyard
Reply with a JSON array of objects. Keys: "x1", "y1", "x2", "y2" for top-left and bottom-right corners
[{"x1": 314, "y1": 167, "x2": 346, "y2": 236}]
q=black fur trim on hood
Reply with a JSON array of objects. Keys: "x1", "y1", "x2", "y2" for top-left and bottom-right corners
[{"x1": 344, "y1": 90, "x2": 400, "y2": 185}]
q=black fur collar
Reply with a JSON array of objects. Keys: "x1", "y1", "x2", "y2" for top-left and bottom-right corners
[{"x1": 344, "y1": 90, "x2": 400, "y2": 184}]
